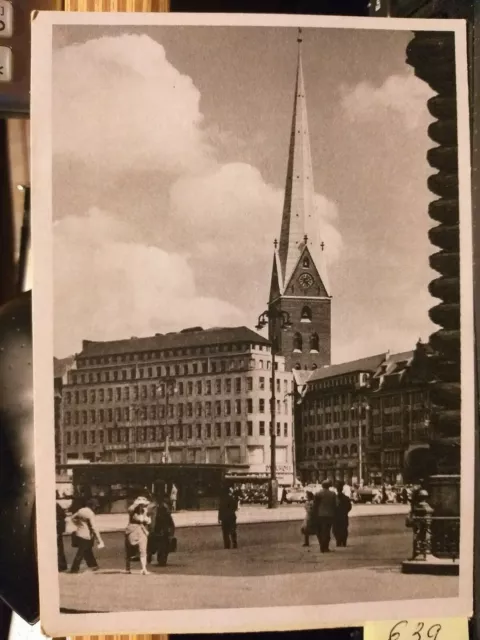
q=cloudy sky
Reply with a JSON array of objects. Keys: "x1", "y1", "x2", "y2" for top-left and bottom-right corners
[{"x1": 51, "y1": 23, "x2": 437, "y2": 362}]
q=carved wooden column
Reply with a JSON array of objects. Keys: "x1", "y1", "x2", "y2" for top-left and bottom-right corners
[{"x1": 402, "y1": 28, "x2": 463, "y2": 574}]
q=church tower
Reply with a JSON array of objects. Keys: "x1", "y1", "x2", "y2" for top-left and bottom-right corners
[{"x1": 269, "y1": 30, "x2": 331, "y2": 371}]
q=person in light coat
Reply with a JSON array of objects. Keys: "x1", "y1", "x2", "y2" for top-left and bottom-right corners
[
  {"x1": 69, "y1": 498, "x2": 104, "y2": 573},
  {"x1": 301, "y1": 491, "x2": 315, "y2": 547},
  {"x1": 125, "y1": 496, "x2": 151, "y2": 575}
]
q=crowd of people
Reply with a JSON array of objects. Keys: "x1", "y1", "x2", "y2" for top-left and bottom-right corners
[
  {"x1": 300, "y1": 481, "x2": 352, "y2": 552},
  {"x1": 57, "y1": 487, "x2": 177, "y2": 575},
  {"x1": 55, "y1": 479, "x2": 418, "y2": 574}
]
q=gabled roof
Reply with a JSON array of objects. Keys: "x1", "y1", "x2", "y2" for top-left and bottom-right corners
[
  {"x1": 79, "y1": 326, "x2": 270, "y2": 358},
  {"x1": 307, "y1": 353, "x2": 387, "y2": 383}
]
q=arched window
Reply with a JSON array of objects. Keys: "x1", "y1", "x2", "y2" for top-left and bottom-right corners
[
  {"x1": 302, "y1": 256, "x2": 310, "y2": 268},
  {"x1": 310, "y1": 332, "x2": 320, "y2": 353},
  {"x1": 301, "y1": 306, "x2": 312, "y2": 323},
  {"x1": 316, "y1": 446, "x2": 323, "y2": 457},
  {"x1": 311, "y1": 363, "x2": 318, "y2": 370},
  {"x1": 325, "y1": 446, "x2": 332, "y2": 459},
  {"x1": 333, "y1": 446, "x2": 340, "y2": 458},
  {"x1": 342, "y1": 445, "x2": 349, "y2": 457},
  {"x1": 350, "y1": 443, "x2": 358, "y2": 456},
  {"x1": 293, "y1": 332, "x2": 303, "y2": 352},
  {"x1": 294, "y1": 362, "x2": 301, "y2": 370}
]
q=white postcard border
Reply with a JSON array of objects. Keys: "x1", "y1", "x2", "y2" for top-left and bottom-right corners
[{"x1": 31, "y1": 12, "x2": 474, "y2": 636}]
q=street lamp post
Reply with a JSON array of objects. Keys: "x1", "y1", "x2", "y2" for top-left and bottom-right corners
[
  {"x1": 157, "y1": 377, "x2": 177, "y2": 463},
  {"x1": 351, "y1": 395, "x2": 369, "y2": 486},
  {"x1": 129, "y1": 403, "x2": 139, "y2": 464},
  {"x1": 256, "y1": 308, "x2": 292, "y2": 509}
]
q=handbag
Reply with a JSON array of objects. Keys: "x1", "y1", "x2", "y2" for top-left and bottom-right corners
[{"x1": 169, "y1": 536, "x2": 177, "y2": 553}]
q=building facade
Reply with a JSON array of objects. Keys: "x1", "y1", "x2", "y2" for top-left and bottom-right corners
[
  {"x1": 366, "y1": 342, "x2": 434, "y2": 484},
  {"x1": 267, "y1": 32, "x2": 331, "y2": 372},
  {"x1": 57, "y1": 326, "x2": 295, "y2": 484},
  {"x1": 297, "y1": 342, "x2": 433, "y2": 485},
  {"x1": 297, "y1": 354, "x2": 386, "y2": 484}
]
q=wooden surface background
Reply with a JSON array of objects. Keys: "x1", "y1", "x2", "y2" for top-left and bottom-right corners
[{"x1": 63, "y1": 0, "x2": 169, "y2": 11}]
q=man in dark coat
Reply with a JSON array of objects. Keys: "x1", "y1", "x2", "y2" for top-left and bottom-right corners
[
  {"x1": 313, "y1": 480, "x2": 337, "y2": 553},
  {"x1": 218, "y1": 487, "x2": 238, "y2": 549},
  {"x1": 333, "y1": 483, "x2": 352, "y2": 547},
  {"x1": 147, "y1": 496, "x2": 175, "y2": 567}
]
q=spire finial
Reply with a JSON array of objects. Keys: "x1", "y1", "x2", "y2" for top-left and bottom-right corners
[
  {"x1": 274, "y1": 238, "x2": 278, "y2": 249},
  {"x1": 297, "y1": 27, "x2": 303, "y2": 44},
  {"x1": 321, "y1": 241, "x2": 325, "y2": 251},
  {"x1": 303, "y1": 234, "x2": 308, "y2": 244}
]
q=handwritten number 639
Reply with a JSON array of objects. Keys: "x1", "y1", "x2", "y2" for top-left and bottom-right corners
[{"x1": 388, "y1": 620, "x2": 442, "y2": 640}]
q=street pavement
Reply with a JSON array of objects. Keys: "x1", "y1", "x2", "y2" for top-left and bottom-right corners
[
  {"x1": 59, "y1": 513, "x2": 458, "y2": 613},
  {"x1": 72, "y1": 502, "x2": 410, "y2": 534}
]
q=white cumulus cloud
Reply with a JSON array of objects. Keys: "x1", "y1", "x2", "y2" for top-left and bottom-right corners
[
  {"x1": 53, "y1": 208, "x2": 244, "y2": 357},
  {"x1": 340, "y1": 71, "x2": 435, "y2": 130},
  {"x1": 53, "y1": 34, "x2": 214, "y2": 175}
]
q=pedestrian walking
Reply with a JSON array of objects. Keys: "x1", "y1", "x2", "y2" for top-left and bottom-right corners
[
  {"x1": 313, "y1": 480, "x2": 337, "y2": 553},
  {"x1": 147, "y1": 495, "x2": 175, "y2": 567},
  {"x1": 381, "y1": 485, "x2": 388, "y2": 504},
  {"x1": 125, "y1": 496, "x2": 151, "y2": 575},
  {"x1": 333, "y1": 482, "x2": 352, "y2": 547},
  {"x1": 280, "y1": 487, "x2": 288, "y2": 504},
  {"x1": 56, "y1": 501, "x2": 68, "y2": 572},
  {"x1": 69, "y1": 498, "x2": 104, "y2": 574},
  {"x1": 218, "y1": 487, "x2": 238, "y2": 549},
  {"x1": 170, "y1": 484, "x2": 178, "y2": 512},
  {"x1": 301, "y1": 490, "x2": 315, "y2": 547}
]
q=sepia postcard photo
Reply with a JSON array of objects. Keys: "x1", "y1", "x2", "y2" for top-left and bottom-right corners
[{"x1": 31, "y1": 11, "x2": 474, "y2": 636}]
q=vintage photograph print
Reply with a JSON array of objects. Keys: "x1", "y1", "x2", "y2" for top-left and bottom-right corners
[{"x1": 31, "y1": 12, "x2": 474, "y2": 636}]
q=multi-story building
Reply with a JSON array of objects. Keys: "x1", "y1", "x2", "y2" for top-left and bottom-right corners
[
  {"x1": 57, "y1": 326, "x2": 295, "y2": 484},
  {"x1": 297, "y1": 342, "x2": 434, "y2": 485},
  {"x1": 366, "y1": 341, "x2": 434, "y2": 484},
  {"x1": 297, "y1": 353, "x2": 386, "y2": 484}
]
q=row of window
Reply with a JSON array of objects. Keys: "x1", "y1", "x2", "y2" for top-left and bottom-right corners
[
  {"x1": 64, "y1": 376, "x2": 292, "y2": 405},
  {"x1": 305, "y1": 426, "x2": 366, "y2": 442},
  {"x1": 371, "y1": 409, "x2": 428, "y2": 428},
  {"x1": 64, "y1": 420, "x2": 289, "y2": 446},
  {"x1": 79, "y1": 342, "x2": 271, "y2": 368},
  {"x1": 304, "y1": 407, "x2": 367, "y2": 426},
  {"x1": 304, "y1": 392, "x2": 426, "y2": 412},
  {"x1": 304, "y1": 407, "x2": 427, "y2": 428},
  {"x1": 304, "y1": 444, "x2": 359, "y2": 459},
  {"x1": 370, "y1": 426, "x2": 431, "y2": 445},
  {"x1": 69, "y1": 357, "x2": 286, "y2": 386},
  {"x1": 292, "y1": 332, "x2": 320, "y2": 352},
  {"x1": 64, "y1": 395, "x2": 290, "y2": 426}
]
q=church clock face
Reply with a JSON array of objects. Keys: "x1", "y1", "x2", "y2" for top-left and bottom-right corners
[{"x1": 298, "y1": 273, "x2": 314, "y2": 289}]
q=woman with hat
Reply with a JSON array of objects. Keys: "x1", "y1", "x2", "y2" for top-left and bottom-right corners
[{"x1": 125, "y1": 496, "x2": 151, "y2": 575}]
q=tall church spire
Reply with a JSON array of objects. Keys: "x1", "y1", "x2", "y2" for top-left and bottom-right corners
[
  {"x1": 276, "y1": 29, "x2": 329, "y2": 296},
  {"x1": 268, "y1": 29, "x2": 331, "y2": 372}
]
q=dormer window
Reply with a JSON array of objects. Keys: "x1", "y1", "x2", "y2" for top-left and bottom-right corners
[{"x1": 301, "y1": 306, "x2": 312, "y2": 323}]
